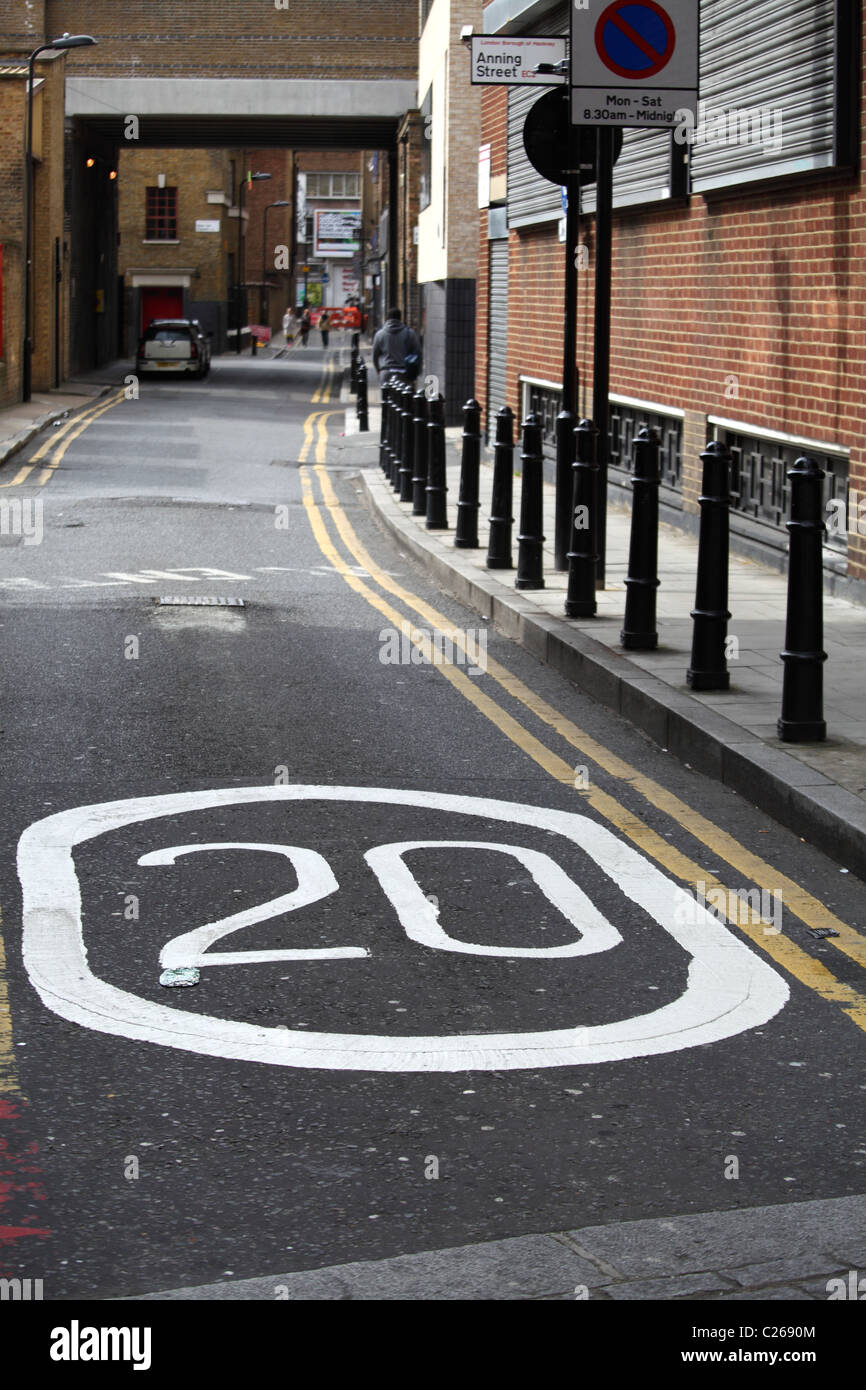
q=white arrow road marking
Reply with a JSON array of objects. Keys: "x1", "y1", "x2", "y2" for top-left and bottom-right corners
[{"x1": 17, "y1": 785, "x2": 789, "y2": 1072}]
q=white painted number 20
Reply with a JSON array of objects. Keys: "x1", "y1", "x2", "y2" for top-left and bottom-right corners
[{"x1": 17, "y1": 785, "x2": 788, "y2": 1072}]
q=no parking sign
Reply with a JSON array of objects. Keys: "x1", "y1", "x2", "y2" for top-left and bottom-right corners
[{"x1": 571, "y1": 0, "x2": 698, "y2": 129}]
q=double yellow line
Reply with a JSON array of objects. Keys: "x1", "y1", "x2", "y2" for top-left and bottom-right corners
[
  {"x1": 298, "y1": 409, "x2": 342, "y2": 465},
  {"x1": 311, "y1": 358, "x2": 335, "y2": 405},
  {"x1": 0, "y1": 389, "x2": 125, "y2": 490},
  {"x1": 300, "y1": 451, "x2": 866, "y2": 1035}
]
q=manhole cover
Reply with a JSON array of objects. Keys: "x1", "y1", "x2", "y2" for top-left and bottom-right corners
[{"x1": 156, "y1": 596, "x2": 245, "y2": 607}]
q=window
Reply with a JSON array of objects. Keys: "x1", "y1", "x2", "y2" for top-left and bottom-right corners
[
  {"x1": 305, "y1": 173, "x2": 360, "y2": 199},
  {"x1": 145, "y1": 186, "x2": 178, "y2": 240},
  {"x1": 419, "y1": 87, "x2": 432, "y2": 212}
]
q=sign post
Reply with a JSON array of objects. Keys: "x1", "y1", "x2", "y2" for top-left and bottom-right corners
[{"x1": 571, "y1": 0, "x2": 698, "y2": 586}]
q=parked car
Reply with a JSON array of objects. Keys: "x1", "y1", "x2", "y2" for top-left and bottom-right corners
[{"x1": 136, "y1": 319, "x2": 211, "y2": 378}]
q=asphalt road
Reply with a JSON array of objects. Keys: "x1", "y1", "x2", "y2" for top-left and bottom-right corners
[{"x1": 1, "y1": 342, "x2": 864, "y2": 1300}]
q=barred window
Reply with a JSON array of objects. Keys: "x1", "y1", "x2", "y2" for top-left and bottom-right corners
[{"x1": 145, "y1": 187, "x2": 178, "y2": 240}]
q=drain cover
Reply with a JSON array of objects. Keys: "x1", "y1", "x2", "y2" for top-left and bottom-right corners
[{"x1": 156, "y1": 596, "x2": 245, "y2": 607}]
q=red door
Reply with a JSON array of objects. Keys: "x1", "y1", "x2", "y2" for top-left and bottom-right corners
[{"x1": 141, "y1": 287, "x2": 183, "y2": 334}]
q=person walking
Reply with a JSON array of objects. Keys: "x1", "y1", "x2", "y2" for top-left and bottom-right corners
[
  {"x1": 300, "y1": 307, "x2": 312, "y2": 346},
  {"x1": 372, "y1": 307, "x2": 421, "y2": 386},
  {"x1": 318, "y1": 310, "x2": 332, "y2": 349}
]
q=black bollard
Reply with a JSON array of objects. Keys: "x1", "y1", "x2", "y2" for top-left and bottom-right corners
[
  {"x1": 350, "y1": 331, "x2": 360, "y2": 393},
  {"x1": 455, "y1": 399, "x2": 482, "y2": 549},
  {"x1": 486, "y1": 406, "x2": 515, "y2": 569},
  {"x1": 515, "y1": 413, "x2": 545, "y2": 590},
  {"x1": 620, "y1": 426, "x2": 661, "y2": 649},
  {"x1": 554, "y1": 407, "x2": 577, "y2": 571},
  {"x1": 564, "y1": 418, "x2": 599, "y2": 617},
  {"x1": 399, "y1": 381, "x2": 415, "y2": 502},
  {"x1": 778, "y1": 455, "x2": 827, "y2": 742},
  {"x1": 379, "y1": 381, "x2": 391, "y2": 476},
  {"x1": 426, "y1": 392, "x2": 448, "y2": 529},
  {"x1": 687, "y1": 440, "x2": 732, "y2": 689},
  {"x1": 357, "y1": 361, "x2": 369, "y2": 433},
  {"x1": 411, "y1": 389, "x2": 428, "y2": 515},
  {"x1": 390, "y1": 380, "x2": 405, "y2": 491}
]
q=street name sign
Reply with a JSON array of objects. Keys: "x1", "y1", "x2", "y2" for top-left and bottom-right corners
[
  {"x1": 571, "y1": 0, "x2": 698, "y2": 128},
  {"x1": 470, "y1": 35, "x2": 567, "y2": 85}
]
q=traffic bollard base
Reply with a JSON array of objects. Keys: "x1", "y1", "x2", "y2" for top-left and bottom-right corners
[
  {"x1": 565, "y1": 598, "x2": 596, "y2": 617},
  {"x1": 621, "y1": 630, "x2": 658, "y2": 650},
  {"x1": 777, "y1": 717, "x2": 827, "y2": 743},
  {"x1": 486, "y1": 557, "x2": 513, "y2": 570},
  {"x1": 686, "y1": 667, "x2": 729, "y2": 690}
]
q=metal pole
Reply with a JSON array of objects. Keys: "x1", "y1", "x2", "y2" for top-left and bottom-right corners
[
  {"x1": 592, "y1": 126, "x2": 614, "y2": 588},
  {"x1": 425, "y1": 392, "x2": 448, "y2": 529},
  {"x1": 556, "y1": 132, "x2": 580, "y2": 571},
  {"x1": 455, "y1": 399, "x2": 482, "y2": 549},
  {"x1": 486, "y1": 405, "x2": 514, "y2": 570},
  {"x1": 399, "y1": 381, "x2": 415, "y2": 502},
  {"x1": 778, "y1": 456, "x2": 827, "y2": 742},
  {"x1": 54, "y1": 235, "x2": 61, "y2": 389},
  {"x1": 515, "y1": 413, "x2": 545, "y2": 590},
  {"x1": 357, "y1": 362, "x2": 369, "y2": 432},
  {"x1": 411, "y1": 388, "x2": 428, "y2": 515},
  {"x1": 564, "y1": 417, "x2": 599, "y2": 617},
  {"x1": 620, "y1": 425, "x2": 660, "y2": 650},
  {"x1": 687, "y1": 441, "x2": 732, "y2": 690},
  {"x1": 379, "y1": 380, "x2": 391, "y2": 475},
  {"x1": 22, "y1": 46, "x2": 44, "y2": 402},
  {"x1": 235, "y1": 171, "x2": 245, "y2": 354}
]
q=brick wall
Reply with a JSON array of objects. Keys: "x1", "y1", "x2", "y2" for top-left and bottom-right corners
[
  {"x1": 0, "y1": 51, "x2": 67, "y2": 405},
  {"x1": 475, "y1": 19, "x2": 866, "y2": 586},
  {"x1": 37, "y1": 2, "x2": 419, "y2": 79}
]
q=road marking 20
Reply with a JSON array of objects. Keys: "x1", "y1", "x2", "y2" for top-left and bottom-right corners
[{"x1": 17, "y1": 785, "x2": 788, "y2": 1072}]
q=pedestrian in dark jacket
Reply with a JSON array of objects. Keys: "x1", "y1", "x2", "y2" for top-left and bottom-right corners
[
  {"x1": 300, "y1": 308, "x2": 312, "y2": 346},
  {"x1": 372, "y1": 308, "x2": 421, "y2": 384},
  {"x1": 319, "y1": 310, "x2": 331, "y2": 348}
]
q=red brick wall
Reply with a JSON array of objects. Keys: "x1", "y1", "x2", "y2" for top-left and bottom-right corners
[
  {"x1": 476, "y1": 20, "x2": 866, "y2": 583},
  {"x1": 38, "y1": 2, "x2": 418, "y2": 79}
]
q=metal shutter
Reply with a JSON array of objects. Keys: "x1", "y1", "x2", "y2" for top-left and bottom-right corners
[
  {"x1": 507, "y1": 83, "x2": 565, "y2": 228},
  {"x1": 581, "y1": 128, "x2": 672, "y2": 213},
  {"x1": 690, "y1": 0, "x2": 837, "y2": 191},
  {"x1": 507, "y1": 2, "x2": 570, "y2": 229},
  {"x1": 487, "y1": 239, "x2": 509, "y2": 426}
]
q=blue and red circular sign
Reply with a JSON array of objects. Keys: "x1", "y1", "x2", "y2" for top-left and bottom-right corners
[{"x1": 595, "y1": 1, "x2": 676, "y2": 80}]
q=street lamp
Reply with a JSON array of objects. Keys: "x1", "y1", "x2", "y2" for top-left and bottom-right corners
[
  {"x1": 23, "y1": 33, "x2": 96, "y2": 402},
  {"x1": 260, "y1": 200, "x2": 290, "y2": 328},
  {"x1": 234, "y1": 169, "x2": 271, "y2": 354}
]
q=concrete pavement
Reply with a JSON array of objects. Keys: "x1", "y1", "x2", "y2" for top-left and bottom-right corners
[
  {"x1": 127, "y1": 1192, "x2": 866, "y2": 1300},
  {"x1": 337, "y1": 399, "x2": 866, "y2": 881}
]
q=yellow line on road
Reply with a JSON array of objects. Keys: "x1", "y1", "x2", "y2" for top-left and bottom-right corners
[
  {"x1": 300, "y1": 460, "x2": 866, "y2": 1033},
  {"x1": 0, "y1": 389, "x2": 125, "y2": 492},
  {"x1": 299, "y1": 411, "x2": 321, "y2": 464},
  {"x1": 37, "y1": 391, "x2": 125, "y2": 486},
  {"x1": 311, "y1": 359, "x2": 334, "y2": 405},
  {"x1": 0, "y1": 907, "x2": 20, "y2": 1095},
  {"x1": 312, "y1": 464, "x2": 866, "y2": 971}
]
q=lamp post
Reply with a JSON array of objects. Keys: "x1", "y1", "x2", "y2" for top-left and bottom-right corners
[
  {"x1": 260, "y1": 200, "x2": 289, "y2": 329},
  {"x1": 23, "y1": 32, "x2": 96, "y2": 402},
  {"x1": 234, "y1": 169, "x2": 271, "y2": 354}
]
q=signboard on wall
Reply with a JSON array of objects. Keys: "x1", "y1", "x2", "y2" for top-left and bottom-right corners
[
  {"x1": 470, "y1": 35, "x2": 567, "y2": 85},
  {"x1": 313, "y1": 209, "x2": 362, "y2": 259}
]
